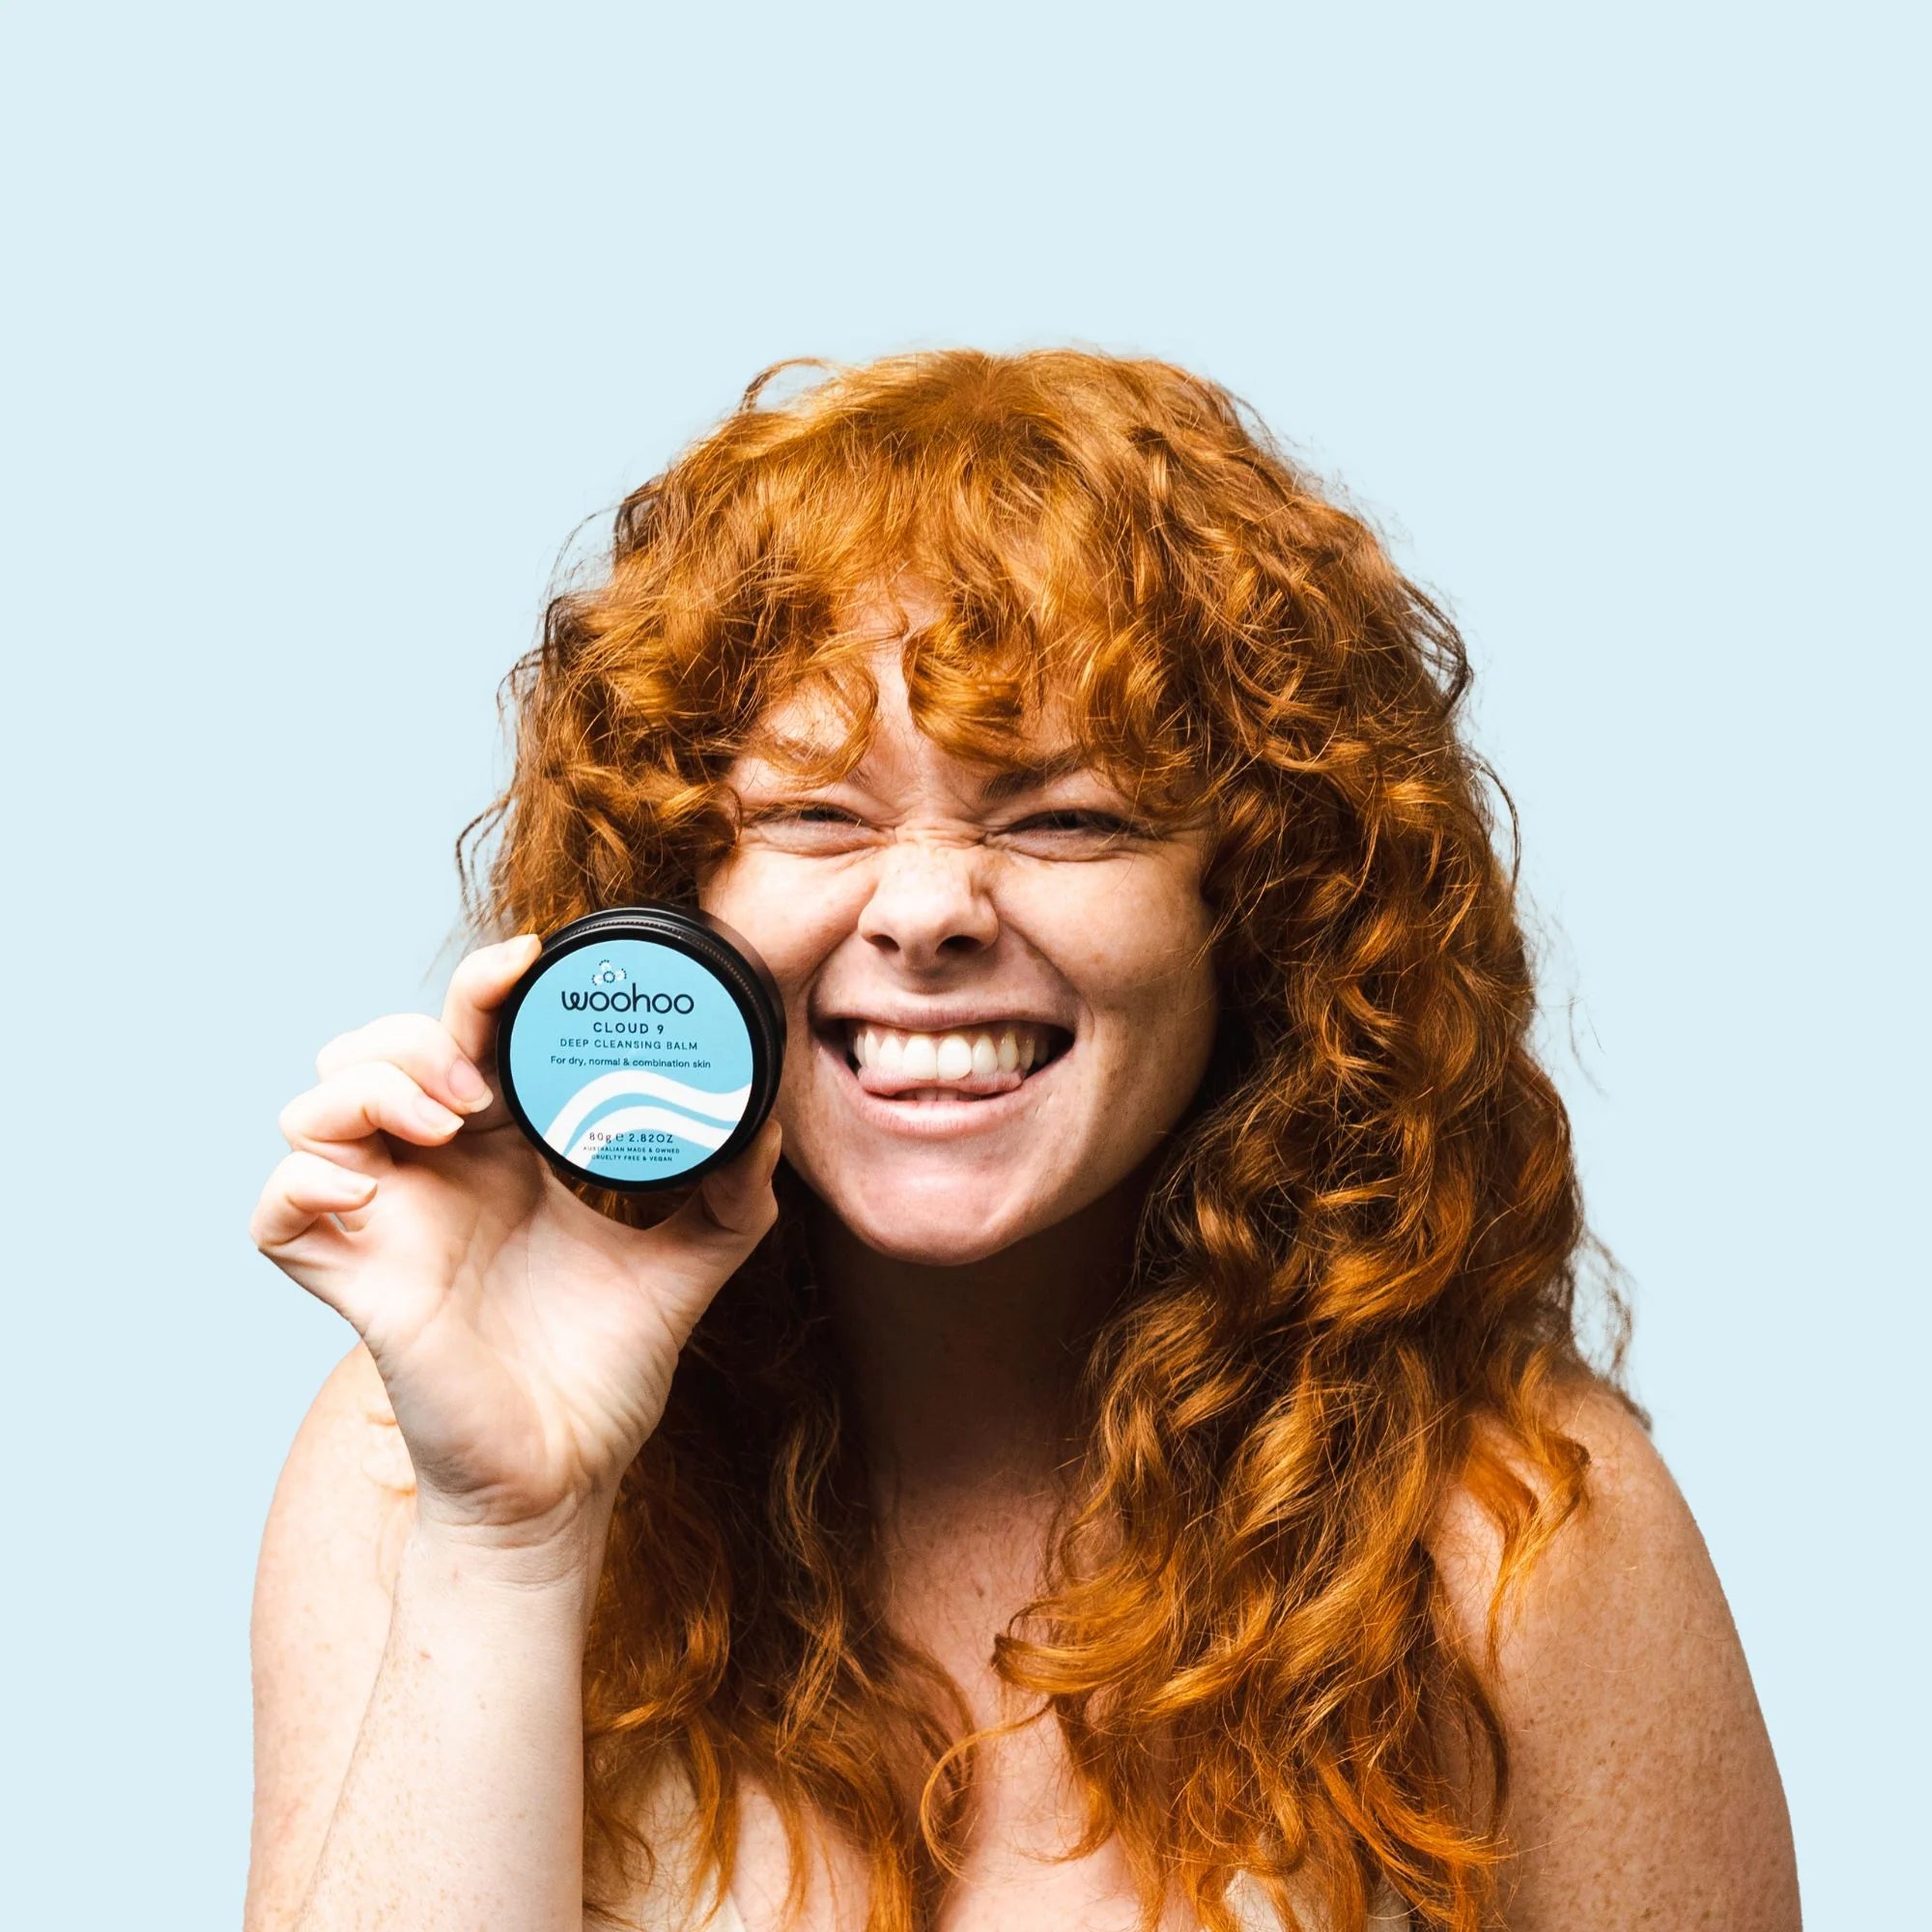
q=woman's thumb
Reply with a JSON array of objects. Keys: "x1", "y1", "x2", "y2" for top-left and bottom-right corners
[
  {"x1": 638, "y1": 1121, "x2": 783, "y2": 1345},
  {"x1": 686, "y1": 1118, "x2": 784, "y2": 1245}
]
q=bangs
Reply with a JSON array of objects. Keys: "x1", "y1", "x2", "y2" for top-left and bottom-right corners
[{"x1": 653, "y1": 362, "x2": 1217, "y2": 820}]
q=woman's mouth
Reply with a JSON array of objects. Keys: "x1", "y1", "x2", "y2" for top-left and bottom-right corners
[{"x1": 810, "y1": 1016, "x2": 1074, "y2": 1128}]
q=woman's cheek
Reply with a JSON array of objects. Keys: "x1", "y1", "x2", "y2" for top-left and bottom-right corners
[
  {"x1": 703, "y1": 854, "x2": 843, "y2": 971},
  {"x1": 1010, "y1": 863, "x2": 1204, "y2": 984}
]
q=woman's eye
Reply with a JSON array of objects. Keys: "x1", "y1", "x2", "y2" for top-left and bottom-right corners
[
  {"x1": 739, "y1": 805, "x2": 1151, "y2": 847},
  {"x1": 742, "y1": 800, "x2": 866, "y2": 831},
  {"x1": 1007, "y1": 810, "x2": 1142, "y2": 837},
  {"x1": 738, "y1": 803, "x2": 875, "y2": 850}
]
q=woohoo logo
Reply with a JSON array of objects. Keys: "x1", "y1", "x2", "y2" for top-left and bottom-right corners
[{"x1": 560, "y1": 959, "x2": 696, "y2": 1014}]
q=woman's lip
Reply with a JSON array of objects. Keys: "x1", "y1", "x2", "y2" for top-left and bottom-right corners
[{"x1": 814, "y1": 1029, "x2": 1065, "y2": 1136}]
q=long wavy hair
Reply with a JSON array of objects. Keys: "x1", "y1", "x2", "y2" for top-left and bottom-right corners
[{"x1": 453, "y1": 347, "x2": 1638, "y2": 1932}]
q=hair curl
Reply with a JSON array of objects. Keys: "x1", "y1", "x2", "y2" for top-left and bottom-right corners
[{"x1": 453, "y1": 347, "x2": 1639, "y2": 1932}]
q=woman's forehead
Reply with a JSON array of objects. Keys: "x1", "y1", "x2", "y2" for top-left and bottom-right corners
[
  {"x1": 730, "y1": 703, "x2": 1104, "y2": 785},
  {"x1": 720, "y1": 592, "x2": 1206, "y2": 820},
  {"x1": 731, "y1": 639, "x2": 1087, "y2": 784}
]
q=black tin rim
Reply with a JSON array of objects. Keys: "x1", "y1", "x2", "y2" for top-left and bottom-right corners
[{"x1": 493, "y1": 904, "x2": 786, "y2": 1196}]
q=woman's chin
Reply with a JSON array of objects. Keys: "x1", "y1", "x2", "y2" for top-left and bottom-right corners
[
  {"x1": 848, "y1": 1224, "x2": 1026, "y2": 1267},
  {"x1": 798, "y1": 1167, "x2": 1051, "y2": 1266}
]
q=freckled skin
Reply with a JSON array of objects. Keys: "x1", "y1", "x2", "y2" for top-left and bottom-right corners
[
  {"x1": 696, "y1": 635, "x2": 1220, "y2": 1268},
  {"x1": 696, "y1": 639, "x2": 1804, "y2": 1931}
]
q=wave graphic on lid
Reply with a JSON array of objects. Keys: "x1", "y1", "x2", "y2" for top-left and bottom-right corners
[{"x1": 543, "y1": 1069, "x2": 753, "y2": 1164}]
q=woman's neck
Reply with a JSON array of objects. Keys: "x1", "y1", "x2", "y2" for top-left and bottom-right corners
[{"x1": 803, "y1": 1173, "x2": 1149, "y2": 1519}]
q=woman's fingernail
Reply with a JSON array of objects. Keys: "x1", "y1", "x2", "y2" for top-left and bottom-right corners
[{"x1": 449, "y1": 1057, "x2": 491, "y2": 1106}]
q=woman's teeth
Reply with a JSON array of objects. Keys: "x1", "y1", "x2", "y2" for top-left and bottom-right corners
[{"x1": 842, "y1": 1021, "x2": 1060, "y2": 1097}]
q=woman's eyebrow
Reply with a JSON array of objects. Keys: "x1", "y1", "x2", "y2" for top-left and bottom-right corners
[
  {"x1": 979, "y1": 748, "x2": 1092, "y2": 801},
  {"x1": 741, "y1": 735, "x2": 1094, "y2": 801},
  {"x1": 732, "y1": 733, "x2": 847, "y2": 783}
]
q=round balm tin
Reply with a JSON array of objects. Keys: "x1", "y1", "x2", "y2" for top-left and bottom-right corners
[{"x1": 494, "y1": 905, "x2": 786, "y2": 1194}]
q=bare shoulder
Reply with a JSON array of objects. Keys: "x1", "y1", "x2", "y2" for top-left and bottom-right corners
[
  {"x1": 1422, "y1": 1381, "x2": 1801, "y2": 1931},
  {"x1": 1427, "y1": 1380, "x2": 1689, "y2": 1608},
  {"x1": 243, "y1": 1341, "x2": 419, "y2": 1932}
]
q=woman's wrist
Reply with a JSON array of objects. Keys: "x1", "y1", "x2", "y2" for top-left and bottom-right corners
[{"x1": 400, "y1": 1492, "x2": 617, "y2": 1633}]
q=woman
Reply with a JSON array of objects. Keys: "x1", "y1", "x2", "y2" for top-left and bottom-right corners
[{"x1": 243, "y1": 350, "x2": 1799, "y2": 1932}]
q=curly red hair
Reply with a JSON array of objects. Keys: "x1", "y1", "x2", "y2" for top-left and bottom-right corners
[{"x1": 455, "y1": 348, "x2": 1638, "y2": 1932}]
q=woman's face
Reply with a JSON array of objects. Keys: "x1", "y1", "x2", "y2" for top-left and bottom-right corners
[{"x1": 698, "y1": 623, "x2": 1221, "y2": 1266}]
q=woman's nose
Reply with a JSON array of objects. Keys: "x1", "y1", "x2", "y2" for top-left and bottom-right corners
[{"x1": 854, "y1": 837, "x2": 1000, "y2": 970}]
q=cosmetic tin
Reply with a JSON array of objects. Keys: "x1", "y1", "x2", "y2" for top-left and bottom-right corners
[{"x1": 494, "y1": 904, "x2": 785, "y2": 1193}]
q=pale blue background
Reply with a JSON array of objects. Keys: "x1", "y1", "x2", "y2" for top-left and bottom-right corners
[{"x1": 3, "y1": 4, "x2": 1923, "y2": 1923}]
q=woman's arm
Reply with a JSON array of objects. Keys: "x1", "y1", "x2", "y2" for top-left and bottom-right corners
[
  {"x1": 1428, "y1": 1385, "x2": 1801, "y2": 1930},
  {"x1": 244, "y1": 1341, "x2": 612, "y2": 1932},
  {"x1": 291, "y1": 1518, "x2": 609, "y2": 1932}
]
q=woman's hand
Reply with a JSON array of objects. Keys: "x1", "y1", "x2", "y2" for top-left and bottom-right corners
[{"x1": 248, "y1": 933, "x2": 782, "y2": 1552}]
